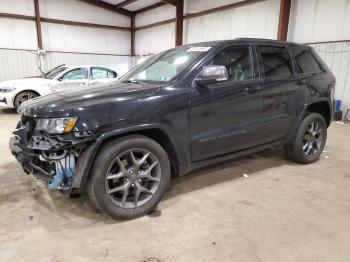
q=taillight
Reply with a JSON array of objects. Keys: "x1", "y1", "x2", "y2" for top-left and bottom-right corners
[{"x1": 331, "y1": 75, "x2": 336, "y2": 87}]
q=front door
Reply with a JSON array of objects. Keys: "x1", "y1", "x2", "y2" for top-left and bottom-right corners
[
  {"x1": 52, "y1": 67, "x2": 89, "y2": 92},
  {"x1": 189, "y1": 44, "x2": 263, "y2": 161}
]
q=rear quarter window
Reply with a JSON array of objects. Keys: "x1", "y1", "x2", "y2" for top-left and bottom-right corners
[
  {"x1": 260, "y1": 46, "x2": 293, "y2": 78},
  {"x1": 291, "y1": 47, "x2": 322, "y2": 74}
]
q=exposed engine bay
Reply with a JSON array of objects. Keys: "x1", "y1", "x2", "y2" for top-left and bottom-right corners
[{"x1": 10, "y1": 115, "x2": 95, "y2": 191}]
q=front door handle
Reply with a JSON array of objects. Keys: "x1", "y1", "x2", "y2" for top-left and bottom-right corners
[
  {"x1": 295, "y1": 79, "x2": 307, "y2": 85},
  {"x1": 245, "y1": 85, "x2": 262, "y2": 92}
]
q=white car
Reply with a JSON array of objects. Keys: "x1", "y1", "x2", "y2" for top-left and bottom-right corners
[{"x1": 0, "y1": 65, "x2": 118, "y2": 110}]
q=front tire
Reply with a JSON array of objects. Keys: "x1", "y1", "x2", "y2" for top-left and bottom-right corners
[
  {"x1": 87, "y1": 135, "x2": 171, "y2": 219},
  {"x1": 14, "y1": 91, "x2": 38, "y2": 110},
  {"x1": 286, "y1": 112, "x2": 327, "y2": 164}
]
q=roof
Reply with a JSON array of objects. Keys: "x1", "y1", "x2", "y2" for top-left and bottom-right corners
[{"x1": 181, "y1": 38, "x2": 304, "y2": 48}]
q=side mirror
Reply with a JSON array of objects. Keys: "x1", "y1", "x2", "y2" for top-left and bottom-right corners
[{"x1": 196, "y1": 65, "x2": 228, "y2": 86}]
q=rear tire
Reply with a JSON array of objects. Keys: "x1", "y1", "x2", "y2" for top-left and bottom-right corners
[
  {"x1": 14, "y1": 91, "x2": 38, "y2": 110},
  {"x1": 86, "y1": 135, "x2": 171, "y2": 220},
  {"x1": 285, "y1": 112, "x2": 327, "y2": 164}
]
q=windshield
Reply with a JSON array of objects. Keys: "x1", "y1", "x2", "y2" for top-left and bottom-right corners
[
  {"x1": 121, "y1": 46, "x2": 212, "y2": 83},
  {"x1": 45, "y1": 66, "x2": 68, "y2": 79}
]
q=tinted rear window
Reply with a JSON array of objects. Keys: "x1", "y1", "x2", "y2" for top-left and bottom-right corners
[
  {"x1": 260, "y1": 46, "x2": 293, "y2": 78},
  {"x1": 291, "y1": 47, "x2": 322, "y2": 74}
]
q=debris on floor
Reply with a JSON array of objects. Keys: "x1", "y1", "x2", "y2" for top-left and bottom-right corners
[{"x1": 243, "y1": 173, "x2": 248, "y2": 178}]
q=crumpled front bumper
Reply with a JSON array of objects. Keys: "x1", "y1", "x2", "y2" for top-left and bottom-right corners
[{"x1": 9, "y1": 117, "x2": 95, "y2": 192}]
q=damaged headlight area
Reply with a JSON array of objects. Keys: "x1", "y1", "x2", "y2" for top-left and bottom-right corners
[
  {"x1": 9, "y1": 116, "x2": 95, "y2": 192},
  {"x1": 36, "y1": 117, "x2": 78, "y2": 134}
]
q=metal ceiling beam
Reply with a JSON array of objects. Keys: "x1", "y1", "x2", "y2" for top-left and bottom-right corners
[
  {"x1": 277, "y1": 0, "x2": 291, "y2": 41},
  {"x1": 0, "y1": 12, "x2": 34, "y2": 21},
  {"x1": 0, "y1": 12, "x2": 130, "y2": 31},
  {"x1": 117, "y1": 0, "x2": 139, "y2": 8},
  {"x1": 79, "y1": 0, "x2": 133, "y2": 16},
  {"x1": 41, "y1": 17, "x2": 130, "y2": 31},
  {"x1": 135, "y1": 18, "x2": 175, "y2": 31}
]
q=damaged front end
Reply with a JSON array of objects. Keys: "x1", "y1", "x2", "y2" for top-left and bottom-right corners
[{"x1": 9, "y1": 115, "x2": 95, "y2": 192}]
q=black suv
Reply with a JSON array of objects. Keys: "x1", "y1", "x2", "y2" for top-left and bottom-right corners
[{"x1": 10, "y1": 38, "x2": 335, "y2": 219}]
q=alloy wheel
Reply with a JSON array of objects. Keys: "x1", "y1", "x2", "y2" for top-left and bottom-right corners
[
  {"x1": 105, "y1": 148, "x2": 161, "y2": 208},
  {"x1": 17, "y1": 93, "x2": 36, "y2": 105},
  {"x1": 302, "y1": 120, "x2": 324, "y2": 156}
]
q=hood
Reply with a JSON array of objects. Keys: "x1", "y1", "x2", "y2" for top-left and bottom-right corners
[
  {"x1": 20, "y1": 81, "x2": 161, "y2": 118},
  {"x1": 0, "y1": 77, "x2": 50, "y2": 88}
]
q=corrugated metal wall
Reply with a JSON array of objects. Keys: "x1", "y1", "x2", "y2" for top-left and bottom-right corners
[
  {"x1": 0, "y1": 49, "x2": 41, "y2": 80},
  {"x1": 0, "y1": 0, "x2": 132, "y2": 82},
  {"x1": 184, "y1": 0, "x2": 280, "y2": 44},
  {"x1": 135, "y1": 0, "x2": 281, "y2": 55},
  {"x1": 289, "y1": 0, "x2": 350, "y2": 114},
  {"x1": 135, "y1": 4, "x2": 175, "y2": 55},
  {"x1": 288, "y1": 0, "x2": 350, "y2": 43}
]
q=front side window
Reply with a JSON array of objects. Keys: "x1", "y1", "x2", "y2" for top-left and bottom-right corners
[
  {"x1": 290, "y1": 47, "x2": 322, "y2": 74},
  {"x1": 208, "y1": 45, "x2": 254, "y2": 81},
  {"x1": 62, "y1": 68, "x2": 87, "y2": 80},
  {"x1": 260, "y1": 46, "x2": 293, "y2": 78},
  {"x1": 91, "y1": 67, "x2": 108, "y2": 79},
  {"x1": 121, "y1": 45, "x2": 212, "y2": 83}
]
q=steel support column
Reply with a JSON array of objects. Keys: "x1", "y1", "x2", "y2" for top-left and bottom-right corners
[
  {"x1": 277, "y1": 0, "x2": 291, "y2": 41},
  {"x1": 175, "y1": 0, "x2": 183, "y2": 46},
  {"x1": 33, "y1": 0, "x2": 43, "y2": 49},
  {"x1": 131, "y1": 14, "x2": 135, "y2": 56}
]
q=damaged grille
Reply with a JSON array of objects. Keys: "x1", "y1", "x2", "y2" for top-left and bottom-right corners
[{"x1": 11, "y1": 115, "x2": 94, "y2": 191}]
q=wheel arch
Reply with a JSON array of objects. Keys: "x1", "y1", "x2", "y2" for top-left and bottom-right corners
[
  {"x1": 13, "y1": 89, "x2": 41, "y2": 104},
  {"x1": 71, "y1": 125, "x2": 182, "y2": 196},
  {"x1": 306, "y1": 100, "x2": 332, "y2": 127},
  {"x1": 285, "y1": 99, "x2": 332, "y2": 145}
]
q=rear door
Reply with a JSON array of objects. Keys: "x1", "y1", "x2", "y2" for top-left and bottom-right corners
[
  {"x1": 89, "y1": 67, "x2": 118, "y2": 86},
  {"x1": 258, "y1": 45, "x2": 307, "y2": 143},
  {"x1": 189, "y1": 44, "x2": 264, "y2": 161}
]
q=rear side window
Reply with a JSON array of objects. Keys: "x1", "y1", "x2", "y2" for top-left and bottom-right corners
[
  {"x1": 107, "y1": 70, "x2": 117, "y2": 78},
  {"x1": 291, "y1": 47, "x2": 322, "y2": 74},
  {"x1": 260, "y1": 46, "x2": 293, "y2": 78},
  {"x1": 91, "y1": 67, "x2": 108, "y2": 79}
]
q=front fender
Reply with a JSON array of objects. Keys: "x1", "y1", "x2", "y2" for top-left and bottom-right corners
[{"x1": 70, "y1": 124, "x2": 181, "y2": 195}]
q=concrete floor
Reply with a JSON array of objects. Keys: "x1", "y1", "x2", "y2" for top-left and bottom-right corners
[{"x1": 1, "y1": 109, "x2": 350, "y2": 262}]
